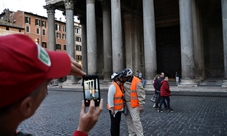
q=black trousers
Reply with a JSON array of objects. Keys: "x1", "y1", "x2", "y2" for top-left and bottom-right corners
[
  {"x1": 109, "y1": 110, "x2": 122, "y2": 136},
  {"x1": 155, "y1": 93, "x2": 167, "y2": 108}
]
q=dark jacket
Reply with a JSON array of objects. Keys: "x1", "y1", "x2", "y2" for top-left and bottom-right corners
[
  {"x1": 153, "y1": 79, "x2": 158, "y2": 93},
  {"x1": 160, "y1": 80, "x2": 171, "y2": 97},
  {"x1": 157, "y1": 77, "x2": 164, "y2": 91}
]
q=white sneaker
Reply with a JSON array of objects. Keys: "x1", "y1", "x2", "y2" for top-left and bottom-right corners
[{"x1": 153, "y1": 103, "x2": 156, "y2": 108}]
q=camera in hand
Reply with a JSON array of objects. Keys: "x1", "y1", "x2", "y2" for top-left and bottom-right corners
[{"x1": 82, "y1": 75, "x2": 100, "y2": 107}]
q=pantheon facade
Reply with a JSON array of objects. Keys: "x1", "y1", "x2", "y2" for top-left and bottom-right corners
[{"x1": 44, "y1": 0, "x2": 227, "y2": 86}]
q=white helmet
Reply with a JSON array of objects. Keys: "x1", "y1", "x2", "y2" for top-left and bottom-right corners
[
  {"x1": 111, "y1": 72, "x2": 119, "y2": 80},
  {"x1": 122, "y1": 68, "x2": 133, "y2": 77}
]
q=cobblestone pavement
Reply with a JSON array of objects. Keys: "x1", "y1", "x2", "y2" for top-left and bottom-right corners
[{"x1": 18, "y1": 90, "x2": 227, "y2": 136}]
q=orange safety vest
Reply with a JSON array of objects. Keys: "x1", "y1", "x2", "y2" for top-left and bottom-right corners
[
  {"x1": 130, "y1": 76, "x2": 141, "y2": 108},
  {"x1": 107, "y1": 82, "x2": 124, "y2": 110}
]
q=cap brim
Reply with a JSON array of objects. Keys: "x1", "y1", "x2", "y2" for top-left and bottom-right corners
[{"x1": 46, "y1": 51, "x2": 71, "y2": 79}]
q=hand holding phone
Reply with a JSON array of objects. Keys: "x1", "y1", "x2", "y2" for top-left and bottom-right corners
[{"x1": 82, "y1": 75, "x2": 101, "y2": 107}]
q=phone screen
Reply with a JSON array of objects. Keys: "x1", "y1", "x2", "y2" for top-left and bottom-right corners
[{"x1": 82, "y1": 75, "x2": 100, "y2": 107}]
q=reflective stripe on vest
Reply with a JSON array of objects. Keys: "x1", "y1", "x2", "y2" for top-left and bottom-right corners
[
  {"x1": 107, "y1": 82, "x2": 124, "y2": 110},
  {"x1": 130, "y1": 76, "x2": 141, "y2": 108}
]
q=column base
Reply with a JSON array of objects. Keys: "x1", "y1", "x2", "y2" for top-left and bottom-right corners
[
  {"x1": 221, "y1": 80, "x2": 227, "y2": 87},
  {"x1": 63, "y1": 75, "x2": 77, "y2": 86},
  {"x1": 99, "y1": 79, "x2": 111, "y2": 86},
  {"x1": 178, "y1": 79, "x2": 198, "y2": 87},
  {"x1": 144, "y1": 79, "x2": 153, "y2": 89}
]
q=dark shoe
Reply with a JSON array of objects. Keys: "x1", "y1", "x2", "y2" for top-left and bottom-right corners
[
  {"x1": 169, "y1": 109, "x2": 174, "y2": 112},
  {"x1": 165, "y1": 107, "x2": 168, "y2": 110},
  {"x1": 158, "y1": 109, "x2": 163, "y2": 112}
]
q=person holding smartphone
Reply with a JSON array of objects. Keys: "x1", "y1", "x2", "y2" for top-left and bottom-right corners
[
  {"x1": 107, "y1": 72, "x2": 125, "y2": 136},
  {"x1": 0, "y1": 34, "x2": 103, "y2": 136}
]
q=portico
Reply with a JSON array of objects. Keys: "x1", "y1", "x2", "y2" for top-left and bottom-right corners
[{"x1": 44, "y1": 0, "x2": 225, "y2": 86}]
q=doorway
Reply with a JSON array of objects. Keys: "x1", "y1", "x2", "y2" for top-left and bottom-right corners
[{"x1": 156, "y1": 25, "x2": 181, "y2": 78}]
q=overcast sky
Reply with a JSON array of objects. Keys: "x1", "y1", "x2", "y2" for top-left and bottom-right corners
[{"x1": 0, "y1": 0, "x2": 78, "y2": 22}]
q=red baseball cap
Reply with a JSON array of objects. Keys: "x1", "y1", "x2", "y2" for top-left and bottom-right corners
[{"x1": 0, "y1": 34, "x2": 71, "y2": 108}]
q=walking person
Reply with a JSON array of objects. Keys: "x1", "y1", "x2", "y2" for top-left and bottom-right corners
[
  {"x1": 155, "y1": 72, "x2": 167, "y2": 110},
  {"x1": 138, "y1": 71, "x2": 142, "y2": 79},
  {"x1": 158, "y1": 77, "x2": 173, "y2": 112},
  {"x1": 121, "y1": 68, "x2": 146, "y2": 136},
  {"x1": 152, "y1": 74, "x2": 160, "y2": 107},
  {"x1": 107, "y1": 72, "x2": 125, "y2": 136},
  {"x1": 0, "y1": 34, "x2": 103, "y2": 136}
]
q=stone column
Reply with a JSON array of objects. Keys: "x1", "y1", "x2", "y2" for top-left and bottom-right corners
[
  {"x1": 111, "y1": 0, "x2": 124, "y2": 72},
  {"x1": 79, "y1": 17, "x2": 88, "y2": 73},
  {"x1": 86, "y1": 0, "x2": 97, "y2": 74},
  {"x1": 44, "y1": 4, "x2": 56, "y2": 51},
  {"x1": 192, "y1": 0, "x2": 204, "y2": 82},
  {"x1": 101, "y1": 0, "x2": 112, "y2": 81},
  {"x1": 133, "y1": 15, "x2": 141, "y2": 73},
  {"x1": 65, "y1": 0, "x2": 76, "y2": 84},
  {"x1": 142, "y1": 0, "x2": 157, "y2": 80},
  {"x1": 222, "y1": 0, "x2": 227, "y2": 86},
  {"x1": 124, "y1": 13, "x2": 133, "y2": 70},
  {"x1": 179, "y1": 0, "x2": 197, "y2": 86}
]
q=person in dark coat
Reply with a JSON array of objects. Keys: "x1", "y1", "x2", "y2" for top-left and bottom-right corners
[
  {"x1": 155, "y1": 72, "x2": 167, "y2": 110},
  {"x1": 152, "y1": 74, "x2": 159, "y2": 107},
  {"x1": 158, "y1": 77, "x2": 173, "y2": 112}
]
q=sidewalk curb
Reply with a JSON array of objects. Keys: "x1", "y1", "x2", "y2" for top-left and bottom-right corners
[{"x1": 48, "y1": 85, "x2": 227, "y2": 97}]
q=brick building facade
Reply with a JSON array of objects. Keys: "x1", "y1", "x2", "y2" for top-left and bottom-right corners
[{"x1": 0, "y1": 9, "x2": 82, "y2": 63}]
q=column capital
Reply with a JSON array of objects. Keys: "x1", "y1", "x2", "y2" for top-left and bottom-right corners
[
  {"x1": 64, "y1": 0, "x2": 74, "y2": 10},
  {"x1": 86, "y1": 0, "x2": 95, "y2": 4},
  {"x1": 44, "y1": 4, "x2": 55, "y2": 14},
  {"x1": 101, "y1": 0, "x2": 110, "y2": 11}
]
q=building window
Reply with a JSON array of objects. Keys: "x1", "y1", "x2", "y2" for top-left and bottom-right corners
[
  {"x1": 76, "y1": 45, "x2": 81, "y2": 51},
  {"x1": 76, "y1": 55, "x2": 82, "y2": 61},
  {"x1": 36, "y1": 38, "x2": 39, "y2": 44},
  {"x1": 42, "y1": 42, "x2": 47, "y2": 48},
  {"x1": 63, "y1": 26, "x2": 66, "y2": 32},
  {"x1": 55, "y1": 24, "x2": 60, "y2": 31},
  {"x1": 76, "y1": 37, "x2": 81, "y2": 42},
  {"x1": 6, "y1": 27, "x2": 9, "y2": 30},
  {"x1": 64, "y1": 45, "x2": 66, "y2": 50},
  {"x1": 62, "y1": 34, "x2": 66, "y2": 39},
  {"x1": 75, "y1": 28, "x2": 81, "y2": 34},
  {"x1": 56, "y1": 44, "x2": 61, "y2": 50},
  {"x1": 26, "y1": 26, "x2": 30, "y2": 32},
  {"x1": 35, "y1": 19, "x2": 40, "y2": 26},
  {"x1": 25, "y1": 17, "x2": 30, "y2": 24},
  {"x1": 19, "y1": 29, "x2": 21, "y2": 32},
  {"x1": 42, "y1": 29, "x2": 45, "y2": 36},
  {"x1": 36, "y1": 28, "x2": 40, "y2": 34},
  {"x1": 56, "y1": 33, "x2": 61, "y2": 39},
  {"x1": 42, "y1": 21, "x2": 46, "y2": 27}
]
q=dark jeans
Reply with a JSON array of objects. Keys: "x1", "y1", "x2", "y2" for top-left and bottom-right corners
[
  {"x1": 159, "y1": 96, "x2": 170, "y2": 110},
  {"x1": 109, "y1": 110, "x2": 122, "y2": 136},
  {"x1": 155, "y1": 93, "x2": 167, "y2": 108}
]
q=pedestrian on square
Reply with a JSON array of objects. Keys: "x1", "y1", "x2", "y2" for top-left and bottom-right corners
[
  {"x1": 121, "y1": 68, "x2": 146, "y2": 136},
  {"x1": 158, "y1": 77, "x2": 173, "y2": 112},
  {"x1": 152, "y1": 74, "x2": 160, "y2": 108},
  {"x1": 107, "y1": 72, "x2": 125, "y2": 136},
  {"x1": 0, "y1": 34, "x2": 103, "y2": 136},
  {"x1": 138, "y1": 71, "x2": 142, "y2": 79},
  {"x1": 155, "y1": 72, "x2": 167, "y2": 110}
]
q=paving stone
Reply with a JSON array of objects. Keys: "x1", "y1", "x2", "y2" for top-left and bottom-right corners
[{"x1": 17, "y1": 90, "x2": 227, "y2": 136}]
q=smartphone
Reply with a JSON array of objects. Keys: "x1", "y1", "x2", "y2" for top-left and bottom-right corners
[{"x1": 82, "y1": 75, "x2": 100, "y2": 107}]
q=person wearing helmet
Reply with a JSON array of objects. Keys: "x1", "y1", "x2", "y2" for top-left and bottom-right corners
[
  {"x1": 107, "y1": 72, "x2": 125, "y2": 136},
  {"x1": 121, "y1": 68, "x2": 146, "y2": 136}
]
